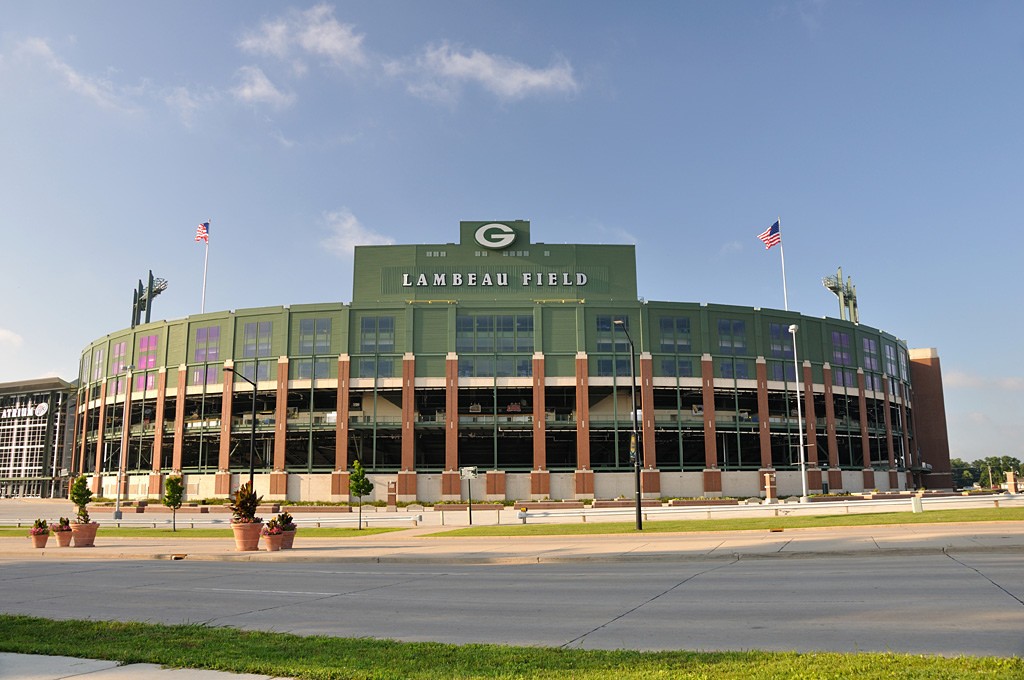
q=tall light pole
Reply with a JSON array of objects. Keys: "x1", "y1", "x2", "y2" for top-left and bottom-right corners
[
  {"x1": 613, "y1": 319, "x2": 642, "y2": 531},
  {"x1": 789, "y1": 324, "x2": 809, "y2": 501},
  {"x1": 114, "y1": 365, "x2": 133, "y2": 520},
  {"x1": 224, "y1": 366, "x2": 257, "y2": 488}
]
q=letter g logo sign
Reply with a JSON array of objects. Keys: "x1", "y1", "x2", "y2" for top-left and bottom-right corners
[{"x1": 474, "y1": 223, "x2": 516, "y2": 249}]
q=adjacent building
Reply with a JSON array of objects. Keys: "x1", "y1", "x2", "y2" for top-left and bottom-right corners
[
  {"x1": 0, "y1": 377, "x2": 76, "y2": 497},
  {"x1": 70, "y1": 220, "x2": 953, "y2": 502}
]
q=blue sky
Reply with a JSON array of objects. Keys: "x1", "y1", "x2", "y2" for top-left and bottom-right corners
[{"x1": 1, "y1": 2, "x2": 1021, "y2": 462}]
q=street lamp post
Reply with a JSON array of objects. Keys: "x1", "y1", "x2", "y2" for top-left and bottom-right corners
[
  {"x1": 224, "y1": 366, "x2": 258, "y2": 488},
  {"x1": 789, "y1": 324, "x2": 809, "y2": 501},
  {"x1": 114, "y1": 365, "x2": 133, "y2": 520},
  {"x1": 613, "y1": 319, "x2": 643, "y2": 531}
]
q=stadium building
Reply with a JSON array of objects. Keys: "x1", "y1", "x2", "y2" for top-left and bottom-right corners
[
  {"x1": 70, "y1": 221, "x2": 952, "y2": 503},
  {"x1": 0, "y1": 377, "x2": 76, "y2": 498}
]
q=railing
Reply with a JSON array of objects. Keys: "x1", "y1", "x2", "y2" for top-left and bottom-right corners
[{"x1": 7, "y1": 515, "x2": 423, "y2": 529}]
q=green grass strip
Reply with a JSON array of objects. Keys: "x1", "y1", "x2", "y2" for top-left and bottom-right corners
[
  {"x1": 433, "y1": 507, "x2": 1024, "y2": 537},
  {"x1": 0, "y1": 526, "x2": 402, "y2": 538},
  {"x1": 0, "y1": 614, "x2": 1019, "y2": 679}
]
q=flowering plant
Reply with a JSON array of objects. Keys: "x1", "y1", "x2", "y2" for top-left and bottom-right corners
[
  {"x1": 261, "y1": 519, "x2": 283, "y2": 536},
  {"x1": 50, "y1": 517, "x2": 72, "y2": 533},
  {"x1": 275, "y1": 512, "x2": 296, "y2": 532},
  {"x1": 29, "y1": 519, "x2": 50, "y2": 536}
]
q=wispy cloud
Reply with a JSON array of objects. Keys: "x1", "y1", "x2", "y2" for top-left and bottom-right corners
[
  {"x1": 719, "y1": 240, "x2": 743, "y2": 255},
  {"x1": 320, "y1": 209, "x2": 394, "y2": 257},
  {"x1": 389, "y1": 41, "x2": 579, "y2": 103},
  {"x1": 0, "y1": 328, "x2": 24, "y2": 350},
  {"x1": 232, "y1": 66, "x2": 295, "y2": 109},
  {"x1": 945, "y1": 370, "x2": 1024, "y2": 391},
  {"x1": 239, "y1": 4, "x2": 367, "y2": 71},
  {"x1": 163, "y1": 85, "x2": 220, "y2": 127},
  {"x1": 14, "y1": 37, "x2": 137, "y2": 112}
]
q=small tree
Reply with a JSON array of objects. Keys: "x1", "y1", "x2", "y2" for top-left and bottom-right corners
[
  {"x1": 163, "y1": 476, "x2": 184, "y2": 531},
  {"x1": 349, "y1": 459, "x2": 374, "y2": 530},
  {"x1": 69, "y1": 474, "x2": 93, "y2": 524}
]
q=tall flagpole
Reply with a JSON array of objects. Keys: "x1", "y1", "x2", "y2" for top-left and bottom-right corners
[
  {"x1": 201, "y1": 218, "x2": 209, "y2": 313},
  {"x1": 778, "y1": 216, "x2": 789, "y2": 311}
]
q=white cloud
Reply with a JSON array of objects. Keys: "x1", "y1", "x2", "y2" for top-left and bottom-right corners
[
  {"x1": 0, "y1": 328, "x2": 24, "y2": 349},
  {"x1": 945, "y1": 370, "x2": 1024, "y2": 392},
  {"x1": 231, "y1": 66, "x2": 295, "y2": 109},
  {"x1": 163, "y1": 85, "x2": 219, "y2": 127},
  {"x1": 719, "y1": 240, "x2": 743, "y2": 255},
  {"x1": 14, "y1": 37, "x2": 136, "y2": 112},
  {"x1": 320, "y1": 209, "x2": 394, "y2": 258},
  {"x1": 392, "y1": 42, "x2": 579, "y2": 102},
  {"x1": 238, "y1": 4, "x2": 367, "y2": 70}
]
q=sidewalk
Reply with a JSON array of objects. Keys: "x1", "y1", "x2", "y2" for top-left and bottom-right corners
[{"x1": 3, "y1": 520, "x2": 1023, "y2": 564}]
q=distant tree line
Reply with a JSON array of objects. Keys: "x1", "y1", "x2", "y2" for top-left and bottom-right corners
[{"x1": 949, "y1": 456, "x2": 1021, "y2": 489}]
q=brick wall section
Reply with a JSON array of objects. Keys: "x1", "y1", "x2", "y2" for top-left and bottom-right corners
[{"x1": 908, "y1": 349, "x2": 953, "y2": 489}]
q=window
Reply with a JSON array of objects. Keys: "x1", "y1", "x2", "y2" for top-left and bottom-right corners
[
  {"x1": 595, "y1": 315, "x2": 630, "y2": 352},
  {"x1": 833, "y1": 368, "x2": 857, "y2": 387},
  {"x1": 137, "y1": 335, "x2": 158, "y2": 369},
  {"x1": 243, "y1": 321, "x2": 273, "y2": 358},
  {"x1": 110, "y1": 341, "x2": 128, "y2": 374},
  {"x1": 863, "y1": 338, "x2": 880, "y2": 371},
  {"x1": 292, "y1": 358, "x2": 332, "y2": 380},
  {"x1": 659, "y1": 317, "x2": 691, "y2": 353},
  {"x1": 884, "y1": 344, "x2": 898, "y2": 377},
  {"x1": 456, "y1": 313, "x2": 533, "y2": 353},
  {"x1": 717, "y1": 319, "x2": 747, "y2": 355},
  {"x1": 768, "y1": 361, "x2": 796, "y2": 382},
  {"x1": 831, "y1": 331, "x2": 852, "y2": 366},
  {"x1": 194, "y1": 326, "x2": 220, "y2": 363},
  {"x1": 660, "y1": 357, "x2": 693, "y2": 377},
  {"x1": 92, "y1": 348, "x2": 105, "y2": 381},
  {"x1": 358, "y1": 357, "x2": 393, "y2": 378},
  {"x1": 596, "y1": 357, "x2": 632, "y2": 377},
  {"x1": 359, "y1": 316, "x2": 395, "y2": 353},
  {"x1": 899, "y1": 349, "x2": 909, "y2": 381},
  {"x1": 719, "y1": 359, "x2": 749, "y2": 379},
  {"x1": 768, "y1": 323, "x2": 793, "y2": 359},
  {"x1": 298, "y1": 318, "x2": 332, "y2": 355}
]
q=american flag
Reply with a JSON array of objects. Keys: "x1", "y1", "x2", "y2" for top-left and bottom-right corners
[
  {"x1": 757, "y1": 220, "x2": 781, "y2": 249},
  {"x1": 195, "y1": 221, "x2": 210, "y2": 243}
]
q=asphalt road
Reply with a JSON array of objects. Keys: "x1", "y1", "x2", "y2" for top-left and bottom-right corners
[{"x1": 2, "y1": 553, "x2": 1022, "y2": 657}]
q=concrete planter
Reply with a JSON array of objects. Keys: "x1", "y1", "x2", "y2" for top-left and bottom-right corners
[
  {"x1": 231, "y1": 522, "x2": 263, "y2": 551},
  {"x1": 71, "y1": 522, "x2": 100, "y2": 547}
]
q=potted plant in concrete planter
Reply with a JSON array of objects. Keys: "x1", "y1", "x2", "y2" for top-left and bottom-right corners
[
  {"x1": 276, "y1": 511, "x2": 297, "y2": 549},
  {"x1": 261, "y1": 518, "x2": 284, "y2": 552},
  {"x1": 50, "y1": 517, "x2": 73, "y2": 547},
  {"x1": 29, "y1": 519, "x2": 50, "y2": 548},
  {"x1": 229, "y1": 482, "x2": 263, "y2": 551},
  {"x1": 69, "y1": 475, "x2": 100, "y2": 547}
]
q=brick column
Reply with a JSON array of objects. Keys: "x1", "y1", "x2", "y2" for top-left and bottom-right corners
[
  {"x1": 533, "y1": 352, "x2": 547, "y2": 472},
  {"x1": 574, "y1": 352, "x2": 590, "y2": 471},
  {"x1": 802, "y1": 360, "x2": 820, "y2": 493},
  {"x1": 215, "y1": 361, "x2": 233, "y2": 496},
  {"x1": 700, "y1": 354, "x2": 721, "y2": 495},
  {"x1": 172, "y1": 364, "x2": 186, "y2": 473},
  {"x1": 485, "y1": 470, "x2": 506, "y2": 501},
  {"x1": 398, "y1": 352, "x2": 418, "y2": 502},
  {"x1": 148, "y1": 368, "x2": 167, "y2": 497},
  {"x1": 332, "y1": 354, "x2": 351, "y2": 502},
  {"x1": 755, "y1": 358, "x2": 772, "y2": 470},
  {"x1": 882, "y1": 375, "x2": 899, "y2": 489},
  {"x1": 92, "y1": 381, "x2": 108, "y2": 494},
  {"x1": 822, "y1": 363, "x2": 843, "y2": 492},
  {"x1": 639, "y1": 352, "x2": 659, "y2": 498},
  {"x1": 441, "y1": 352, "x2": 459, "y2": 501},
  {"x1": 269, "y1": 356, "x2": 288, "y2": 500},
  {"x1": 858, "y1": 369, "x2": 873, "y2": 489}
]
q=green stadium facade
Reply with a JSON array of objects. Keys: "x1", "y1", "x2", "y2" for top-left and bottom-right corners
[{"x1": 72, "y1": 221, "x2": 952, "y2": 503}]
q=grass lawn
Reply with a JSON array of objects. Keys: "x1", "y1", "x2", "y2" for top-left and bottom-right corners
[
  {"x1": 0, "y1": 614, "x2": 1019, "y2": 679},
  {"x1": 432, "y1": 506, "x2": 1024, "y2": 537}
]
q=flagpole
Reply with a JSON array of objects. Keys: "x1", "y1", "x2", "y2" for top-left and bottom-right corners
[
  {"x1": 201, "y1": 218, "x2": 209, "y2": 313},
  {"x1": 778, "y1": 216, "x2": 789, "y2": 311}
]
